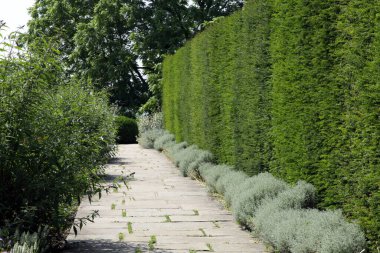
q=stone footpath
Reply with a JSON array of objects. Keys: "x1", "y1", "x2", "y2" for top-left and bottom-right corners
[{"x1": 63, "y1": 144, "x2": 268, "y2": 253}]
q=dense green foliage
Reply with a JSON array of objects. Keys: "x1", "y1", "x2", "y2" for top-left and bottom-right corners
[
  {"x1": 115, "y1": 116, "x2": 138, "y2": 144},
  {"x1": 27, "y1": 0, "x2": 244, "y2": 114},
  {"x1": 0, "y1": 32, "x2": 116, "y2": 250},
  {"x1": 163, "y1": 0, "x2": 272, "y2": 174},
  {"x1": 162, "y1": 0, "x2": 380, "y2": 250},
  {"x1": 138, "y1": 128, "x2": 367, "y2": 252}
]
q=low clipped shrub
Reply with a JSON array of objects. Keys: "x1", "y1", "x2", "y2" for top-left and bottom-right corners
[
  {"x1": 153, "y1": 132, "x2": 175, "y2": 151},
  {"x1": 255, "y1": 209, "x2": 366, "y2": 253},
  {"x1": 137, "y1": 129, "x2": 165, "y2": 149},
  {"x1": 166, "y1": 141, "x2": 188, "y2": 160},
  {"x1": 199, "y1": 163, "x2": 232, "y2": 192},
  {"x1": 215, "y1": 170, "x2": 248, "y2": 196},
  {"x1": 170, "y1": 145, "x2": 197, "y2": 172},
  {"x1": 231, "y1": 173, "x2": 289, "y2": 224},
  {"x1": 256, "y1": 181, "x2": 316, "y2": 214},
  {"x1": 187, "y1": 150, "x2": 214, "y2": 178},
  {"x1": 174, "y1": 146, "x2": 213, "y2": 177},
  {"x1": 223, "y1": 172, "x2": 250, "y2": 206},
  {"x1": 115, "y1": 116, "x2": 138, "y2": 144}
]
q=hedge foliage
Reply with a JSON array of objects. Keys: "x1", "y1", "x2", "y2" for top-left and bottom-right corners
[
  {"x1": 162, "y1": 0, "x2": 380, "y2": 249},
  {"x1": 138, "y1": 127, "x2": 366, "y2": 253},
  {"x1": 115, "y1": 116, "x2": 138, "y2": 144}
]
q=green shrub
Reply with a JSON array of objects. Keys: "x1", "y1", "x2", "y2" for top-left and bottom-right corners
[
  {"x1": 255, "y1": 209, "x2": 366, "y2": 253},
  {"x1": 153, "y1": 132, "x2": 175, "y2": 151},
  {"x1": 115, "y1": 116, "x2": 138, "y2": 144},
  {"x1": 137, "y1": 129, "x2": 165, "y2": 149},
  {"x1": 0, "y1": 34, "x2": 116, "y2": 249},
  {"x1": 231, "y1": 173, "x2": 289, "y2": 224}
]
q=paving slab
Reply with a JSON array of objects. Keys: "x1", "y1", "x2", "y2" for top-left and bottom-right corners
[{"x1": 62, "y1": 144, "x2": 268, "y2": 253}]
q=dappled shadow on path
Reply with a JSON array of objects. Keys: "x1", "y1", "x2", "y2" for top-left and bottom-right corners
[
  {"x1": 108, "y1": 158, "x2": 130, "y2": 165},
  {"x1": 62, "y1": 239, "x2": 171, "y2": 253}
]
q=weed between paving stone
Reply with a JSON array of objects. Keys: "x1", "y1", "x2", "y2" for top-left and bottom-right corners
[
  {"x1": 193, "y1": 209, "x2": 199, "y2": 215},
  {"x1": 212, "y1": 221, "x2": 220, "y2": 228},
  {"x1": 122, "y1": 209, "x2": 127, "y2": 217},
  {"x1": 122, "y1": 199, "x2": 126, "y2": 204},
  {"x1": 206, "y1": 243, "x2": 214, "y2": 252},
  {"x1": 128, "y1": 222, "x2": 133, "y2": 234},
  {"x1": 111, "y1": 203, "x2": 116, "y2": 210},
  {"x1": 118, "y1": 232, "x2": 124, "y2": 241},
  {"x1": 164, "y1": 215, "x2": 172, "y2": 222},
  {"x1": 148, "y1": 235, "x2": 157, "y2": 250},
  {"x1": 189, "y1": 250, "x2": 197, "y2": 253},
  {"x1": 135, "y1": 248, "x2": 142, "y2": 253},
  {"x1": 199, "y1": 228, "x2": 207, "y2": 237}
]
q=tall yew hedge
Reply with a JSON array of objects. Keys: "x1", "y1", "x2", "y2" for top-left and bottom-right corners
[{"x1": 162, "y1": 0, "x2": 380, "y2": 250}]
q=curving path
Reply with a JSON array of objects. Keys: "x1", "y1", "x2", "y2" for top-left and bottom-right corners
[{"x1": 63, "y1": 144, "x2": 268, "y2": 253}]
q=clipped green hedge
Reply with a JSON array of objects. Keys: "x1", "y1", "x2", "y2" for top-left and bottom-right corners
[
  {"x1": 115, "y1": 116, "x2": 138, "y2": 144},
  {"x1": 162, "y1": 0, "x2": 380, "y2": 250}
]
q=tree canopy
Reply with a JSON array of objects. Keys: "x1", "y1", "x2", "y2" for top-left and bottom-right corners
[{"x1": 27, "y1": 0, "x2": 243, "y2": 115}]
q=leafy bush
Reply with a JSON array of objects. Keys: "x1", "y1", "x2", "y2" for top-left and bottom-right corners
[
  {"x1": 153, "y1": 132, "x2": 175, "y2": 151},
  {"x1": 255, "y1": 209, "x2": 366, "y2": 253},
  {"x1": 231, "y1": 173, "x2": 289, "y2": 224},
  {"x1": 115, "y1": 116, "x2": 138, "y2": 144},
  {"x1": 0, "y1": 32, "x2": 116, "y2": 249}
]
